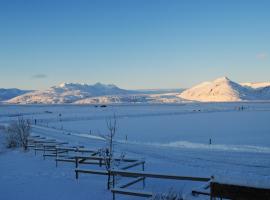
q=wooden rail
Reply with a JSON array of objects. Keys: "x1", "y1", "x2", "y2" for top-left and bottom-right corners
[
  {"x1": 120, "y1": 161, "x2": 145, "y2": 170},
  {"x1": 111, "y1": 170, "x2": 210, "y2": 200},
  {"x1": 117, "y1": 177, "x2": 145, "y2": 189},
  {"x1": 112, "y1": 170, "x2": 210, "y2": 182},
  {"x1": 75, "y1": 169, "x2": 108, "y2": 179},
  {"x1": 111, "y1": 188, "x2": 152, "y2": 198},
  {"x1": 75, "y1": 168, "x2": 210, "y2": 199}
]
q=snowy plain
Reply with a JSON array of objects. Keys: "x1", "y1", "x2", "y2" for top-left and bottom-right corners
[{"x1": 0, "y1": 103, "x2": 270, "y2": 200}]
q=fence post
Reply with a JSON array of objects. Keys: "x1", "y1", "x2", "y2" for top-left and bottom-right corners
[
  {"x1": 43, "y1": 146, "x2": 46, "y2": 160},
  {"x1": 34, "y1": 143, "x2": 37, "y2": 156},
  {"x1": 142, "y1": 162, "x2": 145, "y2": 189},
  {"x1": 99, "y1": 158, "x2": 102, "y2": 167},
  {"x1": 55, "y1": 148, "x2": 58, "y2": 167},
  {"x1": 75, "y1": 157, "x2": 78, "y2": 168},
  {"x1": 76, "y1": 170, "x2": 79, "y2": 179},
  {"x1": 112, "y1": 174, "x2": 116, "y2": 200}
]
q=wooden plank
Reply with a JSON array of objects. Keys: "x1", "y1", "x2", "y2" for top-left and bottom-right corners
[
  {"x1": 75, "y1": 168, "x2": 108, "y2": 179},
  {"x1": 192, "y1": 190, "x2": 210, "y2": 196},
  {"x1": 75, "y1": 168, "x2": 108, "y2": 177},
  {"x1": 43, "y1": 154, "x2": 67, "y2": 158},
  {"x1": 73, "y1": 155, "x2": 138, "y2": 163},
  {"x1": 35, "y1": 148, "x2": 55, "y2": 152},
  {"x1": 76, "y1": 148, "x2": 97, "y2": 153},
  {"x1": 117, "y1": 177, "x2": 145, "y2": 189},
  {"x1": 56, "y1": 158, "x2": 75, "y2": 163},
  {"x1": 210, "y1": 182, "x2": 270, "y2": 200},
  {"x1": 56, "y1": 147, "x2": 77, "y2": 151},
  {"x1": 120, "y1": 161, "x2": 145, "y2": 170},
  {"x1": 32, "y1": 140, "x2": 57, "y2": 143},
  {"x1": 56, "y1": 158, "x2": 102, "y2": 165},
  {"x1": 111, "y1": 188, "x2": 152, "y2": 198},
  {"x1": 112, "y1": 170, "x2": 210, "y2": 182}
]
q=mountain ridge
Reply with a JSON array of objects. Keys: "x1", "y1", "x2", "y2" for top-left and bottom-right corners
[
  {"x1": 0, "y1": 88, "x2": 32, "y2": 101},
  {"x1": 7, "y1": 82, "x2": 130, "y2": 104},
  {"x1": 179, "y1": 77, "x2": 270, "y2": 102},
  {"x1": 4, "y1": 78, "x2": 270, "y2": 104}
]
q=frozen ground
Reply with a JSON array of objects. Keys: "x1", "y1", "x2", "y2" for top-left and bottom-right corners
[{"x1": 0, "y1": 103, "x2": 270, "y2": 199}]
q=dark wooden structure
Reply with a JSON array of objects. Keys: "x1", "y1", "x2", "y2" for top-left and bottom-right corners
[{"x1": 210, "y1": 182, "x2": 270, "y2": 200}]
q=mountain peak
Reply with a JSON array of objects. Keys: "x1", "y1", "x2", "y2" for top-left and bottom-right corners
[
  {"x1": 213, "y1": 76, "x2": 231, "y2": 83},
  {"x1": 93, "y1": 82, "x2": 117, "y2": 89},
  {"x1": 179, "y1": 76, "x2": 249, "y2": 102},
  {"x1": 58, "y1": 82, "x2": 88, "y2": 88},
  {"x1": 8, "y1": 82, "x2": 129, "y2": 104}
]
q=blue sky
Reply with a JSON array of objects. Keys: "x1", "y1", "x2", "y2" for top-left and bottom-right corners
[{"x1": 0, "y1": 0, "x2": 269, "y2": 90}]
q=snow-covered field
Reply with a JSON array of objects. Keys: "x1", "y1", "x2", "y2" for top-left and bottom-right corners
[{"x1": 0, "y1": 103, "x2": 270, "y2": 199}]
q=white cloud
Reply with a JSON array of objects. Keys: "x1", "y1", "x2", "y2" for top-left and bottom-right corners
[
  {"x1": 32, "y1": 74, "x2": 47, "y2": 79},
  {"x1": 256, "y1": 53, "x2": 268, "y2": 60}
]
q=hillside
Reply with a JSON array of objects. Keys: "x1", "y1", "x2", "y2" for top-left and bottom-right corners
[
  {"x1": 0, "y1": 88, "x2": 31, "y2": 101},
  {"x1": 241, "y1": 82, "x2": 270, "y2": 89},
  {"x1": 74, "y1": 93, "x2": 185, "y2": 104},
  {"x1": 7, "y1": 83, "x2": 130, "y2": 104},
  {"x1": 179, "y1": 77, "x2": 270, "y2": 102},
  {"x1": 6, "y1": 78, "x2": 270, "y2": 104}
]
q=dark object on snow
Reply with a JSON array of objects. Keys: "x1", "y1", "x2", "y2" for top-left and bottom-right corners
[
  {"x1": 209, "y1": 138, "x2": 212, "y2": 145},
  {"x1": 210, "y1": 182, "x2": 270, "y2": 200},
  {"x1": 100, "y1": 105, "x2": 107, "y2": 108}
]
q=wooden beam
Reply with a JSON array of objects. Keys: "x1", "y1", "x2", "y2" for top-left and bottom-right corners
[
  {"x1": 120, "y1": 161, "x2": 145, "y2": 170},
  {"x1": 192, "y1": 190, "x2": 210, "y2": 196},
  {"x1": 111, "y1": 188, "x2": 152, "y2": 198},
  {"x1": 112, "y1": 170, "x2": 210, "y2": 182},
  {"x1": 73, "y1": 155, "x2": 138, "y2": 163},
  {"x1": 117, "y1": 177, "x2": 145, "y2": 189},
  {"x1": 75, "y1": 168, "x2": 108, "y2": 179}
]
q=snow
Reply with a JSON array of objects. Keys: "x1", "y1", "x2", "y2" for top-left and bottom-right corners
[
  {"x1": 7, "y1": 82, "x2": 130, "y2": 104},
  {"x1": 0, "y1": 88, "x2": 31, "y2": 101},
  {"x1": 0, "y1": 150, "x2": 112, "y2": 200},
  {"x1": 0, "y1": 103, "x2": 270, "y2": 199},
  {"x1": 179, "y1": 77, "x2": 270, "y2": 102},
  {"x1": 74, "y1": 93, "x2": 186, "y2": 104},
  {"x1": 241, "y1": 82, "x2": 270, "y2": 89},
  {"x1": 4, "y1": 77, "x2": 270, "y2": 104}
]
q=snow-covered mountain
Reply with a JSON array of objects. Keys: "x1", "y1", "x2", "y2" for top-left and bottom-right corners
[
  {"x1": 179, "y1": 77, "x2": 270, "y2": 102},
  {"x1": 74, "y1": 93, "x2": 185, "y2": 104},
  {"x1": 7, "y1": 83, "x2": 130, "y2": 104},
  {"x1": 6, "y1": 78, "x2": 270, "y2": 104},
  {"x1": 0, "y1": 88, "x2": 31, "y2": 101},
  {"x1": 241, "y1": 82, "x2": 270, "y2": 89}
]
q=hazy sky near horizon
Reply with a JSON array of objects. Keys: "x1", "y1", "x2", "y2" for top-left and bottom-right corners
[{"x1": 0, "y1": 0, "x2": 269, "y2": 90}]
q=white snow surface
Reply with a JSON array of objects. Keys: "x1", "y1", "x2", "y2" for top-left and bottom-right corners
[
  {"x1": 5, "y1": 77, "x2": 270, "y2": 104},
  {"x1": 179, "y1": 77, "x2": 270, "y2": 102},
  {"x1": 7, "y1": 82, "x2": 130, "y2": 104},
  {"x1": 74, "y1": 93, "x2": 186, "y2": 104},
  {"x1": 241, "y1": 82, "x2": 270, "y2": 89},
  {"x1": 0, "y1": 88, "x2": 31, "y2": 101},
  {"x1": 0, "y1": 103, "x2": 269, "y2": 200}
]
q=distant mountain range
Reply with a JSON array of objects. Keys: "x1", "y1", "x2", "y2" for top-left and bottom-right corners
[
  {"x1": 0, "y1": 88, "x2": 31, "y2": 101},
  {"x1": 2, "y1": 77, "x2": 270, "y2": 104},
  {"x1": 7, "y1": 82, "x2": 130, "y2": 104}
]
